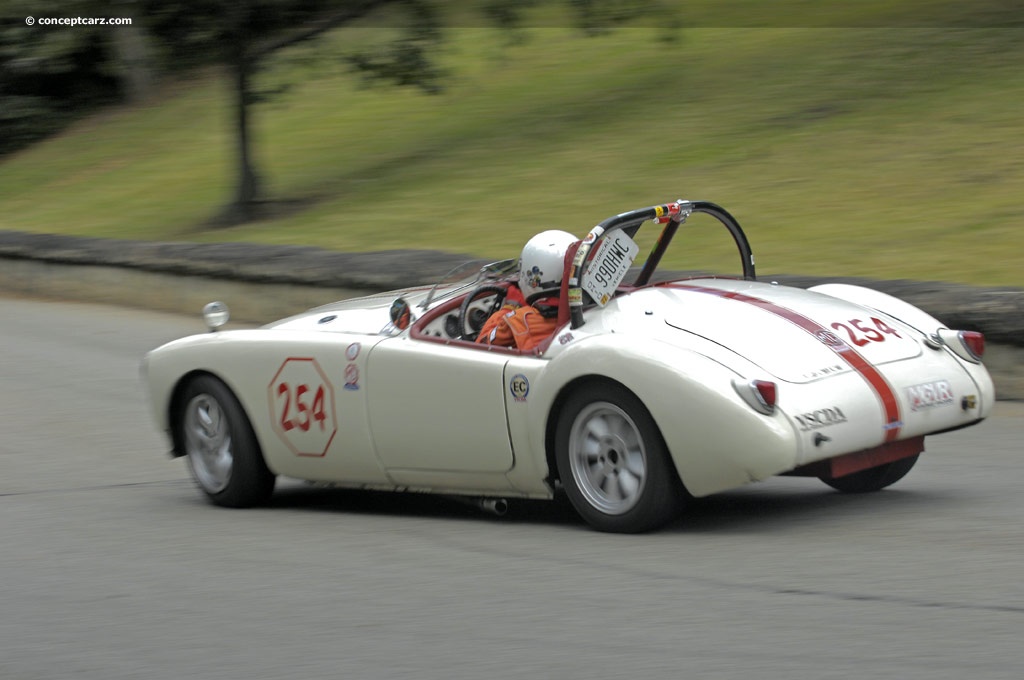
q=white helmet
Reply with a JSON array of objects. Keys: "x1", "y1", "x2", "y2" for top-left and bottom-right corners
[{"x1": 519, "y1": 230, "x2": 577, "y2": 303}]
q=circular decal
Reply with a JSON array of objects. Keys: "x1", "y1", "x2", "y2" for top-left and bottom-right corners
[
  {"x1": 344, "y1": 363, "x2": 360, "y2": 390},
  {"x1": 509, "y1": 374, "x2": 530, "y2": 402},
  {"x1": 816, "y1": 330, "x2": 848, "y2": 349},
  {"x1": 346, "y1": 342, "x2": 361, "y2": 360}
]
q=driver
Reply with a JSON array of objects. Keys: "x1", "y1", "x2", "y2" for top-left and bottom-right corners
[{"x1": 476, "y1": 230, "x2": 577, "y2": 351}]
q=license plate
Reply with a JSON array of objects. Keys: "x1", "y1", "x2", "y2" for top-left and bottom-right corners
[{"x1": 582, "y1": 231, "x2": 639, "y2": 307}]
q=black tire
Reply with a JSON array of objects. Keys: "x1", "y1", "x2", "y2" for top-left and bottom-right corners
[
  {"x1": 819, "y1": 454, "x2": 919, "y2": 493},
  {"x1": 555, "y1": 382, "x2": 685, "y2": 533},
  {"x1": 177, "y1": 375, "x2": 275, "y2": 507}
]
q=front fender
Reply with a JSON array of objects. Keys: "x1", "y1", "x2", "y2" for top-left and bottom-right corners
[
  {"x1": 528, "y1": 335, "x2": 799, "y2": 498},
  {"x1": 141, "y1": 332, "x2": 253, "y2": 456}
]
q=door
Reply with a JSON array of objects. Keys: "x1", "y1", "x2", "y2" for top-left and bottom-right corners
[{"x1": 366, "y1": 338, "x2": 514, "y2": 474}]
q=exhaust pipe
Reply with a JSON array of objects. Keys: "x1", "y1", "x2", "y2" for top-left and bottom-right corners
[
  {"x1": 478, "y1": 498, "x2": 509, "y2": 516},
  {"x1": 448, "y1": 496, "x2": 509, "y2": 516}
]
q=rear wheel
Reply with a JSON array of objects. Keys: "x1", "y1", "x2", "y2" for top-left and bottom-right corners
[
  {"x1": 178, "y1": 375, "x2": 275, "y2": 507},
  {"x1": 555, "y1": 383, "x2": 685, "y2": 533},
  {"x1": 819, "y1": 454, "x2": 919, "y2": 493}
]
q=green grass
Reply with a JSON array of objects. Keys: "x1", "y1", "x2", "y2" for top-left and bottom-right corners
[{"x1": 1, "y1": 1, "x2": 1022, "y2": 286}]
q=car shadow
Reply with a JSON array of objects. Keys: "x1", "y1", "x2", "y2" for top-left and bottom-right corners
[
  {"x1": 268, "y1": 483, "x2": 585, "y2": 527},
  {"x1": 661, "y1": 482, "x2": 944, "y2": 534},
  {"x1": 266, "y1": 478, "x2": 945, "y2": 533}
]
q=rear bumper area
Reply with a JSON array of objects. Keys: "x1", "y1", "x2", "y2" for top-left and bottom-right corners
[{"x1": 783, "y1": 436, "x2": 924, "y2": 479}]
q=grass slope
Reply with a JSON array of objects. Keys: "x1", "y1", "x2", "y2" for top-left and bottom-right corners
[{"x1": 1, "y1": 2, "x2": 1022, "y2": 286}]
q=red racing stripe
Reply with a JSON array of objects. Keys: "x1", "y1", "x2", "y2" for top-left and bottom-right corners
[{"x1": 669, "y1": 284, "x2": 904, "y2": 441}]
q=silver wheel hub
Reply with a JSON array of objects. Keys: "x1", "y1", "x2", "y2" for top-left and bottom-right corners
[
  {"x1": 568, "y1": 402, "x2": 647, "y2": 515},
  {"x1": 184, "y1": 393, "x2": 233, "y2": 493}
]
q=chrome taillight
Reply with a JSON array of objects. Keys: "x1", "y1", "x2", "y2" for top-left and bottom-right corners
[
  {"x1": 732, "y1": 378, "x2": 777, "y2": 415},
  {"x1": 936, "y1": 328, "x2": 985, "y2": 363},
  {"x1": 753, "y1": 380, "x2": 777, "y2": 410},
  {"x1": 960, "y1": 331, "x2": 985, "y2": 360}
]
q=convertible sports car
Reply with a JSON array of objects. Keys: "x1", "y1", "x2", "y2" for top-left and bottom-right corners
[{"x1": 142, "y1": 199, "x2": 994, "y2": 532}]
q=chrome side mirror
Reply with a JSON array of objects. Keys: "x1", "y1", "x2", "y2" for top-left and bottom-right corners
[{"x1": 203, "y1": 301, "x2": 230, "y2": 332}]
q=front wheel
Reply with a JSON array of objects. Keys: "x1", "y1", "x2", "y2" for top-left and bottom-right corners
[
  {"x1": 819, "y1": 454, "x2": 919, "y2": 493},
  {"x1": 178, "y1": 375, "x2": 276, "y2": 507},
  {"x1": 555, "y1": 383, "x2": 685, "y2": 533}
]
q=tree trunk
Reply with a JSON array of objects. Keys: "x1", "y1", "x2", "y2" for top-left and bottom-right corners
[
  {"x1": 218, "y1": 1, "x2": 262, "y2": 226},
  {"x1": 232, "y1": 55, "x2": 261, "y2": 218},
  {"x1": 111, "y1": 13, "x2": 155, "y2": 104}
]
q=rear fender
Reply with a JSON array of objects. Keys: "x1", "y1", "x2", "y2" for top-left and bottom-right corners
[
  {"x1": 811, "y1": 283, "x2": 996, "y2": 413},
  {"x1": 529, "y1": 336, "x2": 799, "y2": 497},
  {"x1": 809, "y1": 284, "x2": 943, "y2": 338}
]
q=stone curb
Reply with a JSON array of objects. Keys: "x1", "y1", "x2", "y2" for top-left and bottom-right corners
[
  {"x1": 2, "y1": 230, "x2": 1021, "y2": 399},
  {"x1": 0, "y1": 230, "x2": 484, "y2": 291}
]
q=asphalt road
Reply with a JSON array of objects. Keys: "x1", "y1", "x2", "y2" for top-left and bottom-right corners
[{"x1": 2, "y1": 296, "x2": 1023, "y2": 680}]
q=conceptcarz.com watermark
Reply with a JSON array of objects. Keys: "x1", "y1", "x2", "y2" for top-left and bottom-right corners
[{"x1": 26, "y1": 16, "x2": 133, "y2": 27}]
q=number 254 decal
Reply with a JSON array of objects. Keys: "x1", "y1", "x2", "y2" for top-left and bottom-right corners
[
  {"x1": 276, "y1": 382, "x2": 328, "y2": 432},
  {"x1": 831, "y1": 317, "x2": 902, "y2": 347}
]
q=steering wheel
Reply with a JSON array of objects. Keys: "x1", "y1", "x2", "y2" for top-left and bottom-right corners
[{"x1": 458, "y1": 284, "x2": 508, "y2": 341}]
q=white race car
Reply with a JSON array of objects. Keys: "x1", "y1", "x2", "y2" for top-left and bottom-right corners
[{"x1": 142, "y1": 199, "x2": 994, "y2": 532}]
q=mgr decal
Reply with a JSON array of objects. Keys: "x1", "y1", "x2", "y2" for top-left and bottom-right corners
[
  {"x1": 268, "y1": 357, "x2": 338, "y2": 457},
  {"x1": 907, "y1": 380, "x2": 954, "y2": 411}
]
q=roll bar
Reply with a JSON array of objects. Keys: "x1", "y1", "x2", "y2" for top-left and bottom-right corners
[{"x1": 567, "y1": 199, "x2": 756, "y2": 329}]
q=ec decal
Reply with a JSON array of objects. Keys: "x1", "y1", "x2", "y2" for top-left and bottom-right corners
[{"x1": 509, "y1": 374, "x2": 530, "y2": 402}]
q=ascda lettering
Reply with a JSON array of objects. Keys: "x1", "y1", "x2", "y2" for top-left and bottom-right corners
[{"x1": 795, "y1": 406, "x2": 847, "y2": 431}]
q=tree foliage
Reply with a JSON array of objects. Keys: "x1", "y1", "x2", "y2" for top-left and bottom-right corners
[
  {"x1": 0, "y1": 0, "x2": 126, "y2": 155},
  {"x1": 1, "y1": 0, "x2": 668, "y2": 221}
]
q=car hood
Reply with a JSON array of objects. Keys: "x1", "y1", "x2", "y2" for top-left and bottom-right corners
[
  {"x1": 609, "y1": 279, "x2": 923, "y2": 384},
  {"x1": 265, "y1": 284, "x2": 438, "y2": 334}
]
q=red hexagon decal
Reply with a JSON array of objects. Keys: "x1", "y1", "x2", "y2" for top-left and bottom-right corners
[{"x1": 268, "y1": 357, "x2": 337, "y2": 457}]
